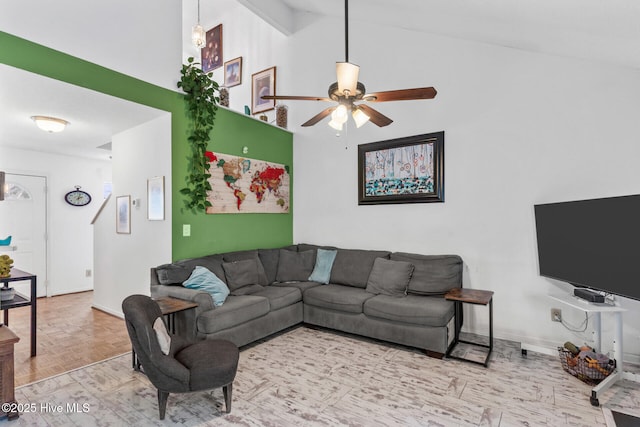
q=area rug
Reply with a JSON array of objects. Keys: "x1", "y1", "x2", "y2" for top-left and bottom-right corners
[{"x1": 11, "y1": 326, "x2": 640, "y2": 426}]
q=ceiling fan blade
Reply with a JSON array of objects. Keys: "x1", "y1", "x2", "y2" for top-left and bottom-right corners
[
  {"x1": 261, "y1": 95, "x2": 332, "y2": 102},
  {"x1": 357, "y1": 104, "x2": 393, "y2": 127},
  {"x1": 365, "y1": 87, "x2": 437, "y2": 102},
  {"x1": 301, "y1": 107, "x2": 336, "y2": 127}
]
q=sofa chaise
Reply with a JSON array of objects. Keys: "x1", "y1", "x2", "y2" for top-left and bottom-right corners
[{"x1": 150, "y1": 244, "x2": 463, "y2": 357}]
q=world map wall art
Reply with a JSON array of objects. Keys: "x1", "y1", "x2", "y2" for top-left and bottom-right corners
[
  {"x1": 205, "y1": 151, "x2": 290, "y2": 214},
  {"x1": 357, "y1": 131, "x2": 445, "y2": 205}
]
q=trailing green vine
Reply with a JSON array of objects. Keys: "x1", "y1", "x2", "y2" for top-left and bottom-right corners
[{"x1": 177, "y1": 57, "x2": 219, "y2": 212}]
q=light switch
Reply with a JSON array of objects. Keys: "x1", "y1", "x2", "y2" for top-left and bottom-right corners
[{"x1": 183, "y1": 224, "x2": 191, "y2": 237}]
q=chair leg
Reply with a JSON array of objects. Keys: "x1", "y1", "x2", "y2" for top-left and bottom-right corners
[
  {"x1": 223, "y1": 383, "x2": 233, "y2": 413},
  {"x1": 157, "y1": 390, "x2": 169, "y2": 420}
]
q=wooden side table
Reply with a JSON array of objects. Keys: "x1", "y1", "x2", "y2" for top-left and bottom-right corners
[
  {"x1": 0, "y1": 326, "x2": 20, "y2": 420},
  {"x1": 132, "y1": 296, "x2": 198, "y2": 371},
  {"x1": 445, "y1": 288, "x2": 494, "y2": 367}
]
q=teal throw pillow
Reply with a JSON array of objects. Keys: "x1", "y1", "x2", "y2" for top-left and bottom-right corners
[
  {"x1": 308, "y1": 249, "x2": 338, "y2": 284},
  {"x1": 183, "y1": 266, "x2": 230, "y2": 306}
]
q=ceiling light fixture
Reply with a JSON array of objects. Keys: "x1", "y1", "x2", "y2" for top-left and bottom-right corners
[
  {"x1": 192, "y1": 0, "x2": 206, "y2": 48},
  {"x1": 31, "y1": 116, "x2": 69, "y2": 133}
]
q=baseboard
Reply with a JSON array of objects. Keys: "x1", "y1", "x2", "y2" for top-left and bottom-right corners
[
  {"x1": 49, "y1": 286, "x2": 93, "y2": 297},
  {"x1": 91, "y1": 303, "x2": 124, "y2": 319}
]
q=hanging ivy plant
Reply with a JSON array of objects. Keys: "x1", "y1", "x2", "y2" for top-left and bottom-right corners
[{"x1": 177, "y1": 57, "x2": 220, "y2": 212}]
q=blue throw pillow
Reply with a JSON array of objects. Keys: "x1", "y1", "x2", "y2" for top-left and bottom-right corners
[
  {"x1": 183, "y1": 266, "x2": 230, "y2": 306},
  {"x1": 308, "y1": 249, "x2": 338, "y2": 284}
]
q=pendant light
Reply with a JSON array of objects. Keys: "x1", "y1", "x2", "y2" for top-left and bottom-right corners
[{"x1": 192, "y1": 0, "x2": 206, "y2": 48}]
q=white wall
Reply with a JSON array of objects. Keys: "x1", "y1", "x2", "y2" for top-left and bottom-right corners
[
  {"x1": 182, "y1": 0, "x2": 292, "y2": 124},
  {"x1": 0, "y1": 147, "x2": 111, "y2": 295},
  {"x1": 93, "y1": 114, "x2": 172, "y2": 317},
  {"x1": 287, "y1": 16, "x2": 640, "y2": 362},
  {"x1": 1, "y1": 0, "x2": 182, "y2": 90}
]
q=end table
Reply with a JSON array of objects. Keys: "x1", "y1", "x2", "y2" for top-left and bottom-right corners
[{"x1": 445, "y1": 288, "x2": 494, "y2": 367}]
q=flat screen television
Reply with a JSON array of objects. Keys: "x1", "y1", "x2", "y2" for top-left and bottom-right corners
[{"x1": 534, "y1": 194, "x2": 640, "y2": 302}]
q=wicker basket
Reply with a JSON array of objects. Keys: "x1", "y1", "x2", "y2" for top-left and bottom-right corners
[{"x1": 558, "y1": 347, "x2": 615, "y2": 385}]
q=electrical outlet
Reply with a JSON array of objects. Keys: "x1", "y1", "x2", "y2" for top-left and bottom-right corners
[
  {"x1": 183, "y1": 224, "x2": 191, "y2": 237},
  {"x1": 551, "y1": 308, "x2": 562, "y2": 322},
  {"x1": 85, "y1": 269, "x2": 92, "y2": 277}
]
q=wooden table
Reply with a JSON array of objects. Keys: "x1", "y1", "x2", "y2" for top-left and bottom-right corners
[
  {"x1": 0, "y1": 326, "x2": 20, "y2": 420},
  {"x1": 132, "y1": 296, "x2": 198, "y2": 370},
  {"x1": 445, "y1": 288, "x2": 494, "y2": 367},
  {"x1": 0, "y1": 269, "x2": 36, "y2": 357}
]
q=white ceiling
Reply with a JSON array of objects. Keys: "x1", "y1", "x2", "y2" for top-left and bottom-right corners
[
  {"x1": 0, "y1": 65, "x2": 166, "y2": 161},
  {"x1": 4, "y1": 0, "x2": 640, "y2": 162},
  {"x1": 240, "y1": 0, "x2": 640, "y2": 70}
]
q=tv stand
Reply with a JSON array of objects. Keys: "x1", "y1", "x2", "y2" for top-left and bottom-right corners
[{"x1": 549, "y1": 293, "x2": 638, "y2": 407}]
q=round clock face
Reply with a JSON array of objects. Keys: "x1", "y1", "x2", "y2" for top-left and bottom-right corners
[{"x1": 65, "y1": 189, "x2": 92, "y2": 206}]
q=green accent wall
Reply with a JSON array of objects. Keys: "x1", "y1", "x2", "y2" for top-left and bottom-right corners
[
  {"x1": 172, "y1": 108, "x2": 293, "y2": 260},
  {"x1": 0, "y1": 31, "x2": 293, "y2": 262}
]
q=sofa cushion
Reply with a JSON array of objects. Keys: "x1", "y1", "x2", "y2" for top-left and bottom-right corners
[
  {"x1": 183, "y1": 266, "x2": 230, "y2": 306},
  {"x1": 252, "y1": 286, "x2": 302, "y2": 311},
  {"x1": 155, "y1": 263, "x2": 191, "y2": 285},
  {"x1": 272, "y1": 281, "x2": 323, "y2": 292},
  {"x1": 276, "y1": 249, "x2": 315, "y2": 282},
  {"x1": 156, "y1": 255, "x2": 226, "y2": 286},
  {"x1": 365, "y1": 258, "x2": 414, "y2": 297},
  {"x1": 390, "y1": 253, "x2": 462, "y2": 295},
  {"x1": 197, "y1": 295, "x2": 270, "y2": 334},
  {"x1": 363, "y1": 294, "x2": 454, "y2": 327},
  {"x1": 230, "y1": 284, "x2": 264, "y2": 296},
  {"x1": 222, "y1": 259, "x2": 266, "y2": 291},
  {"x1": 303, "y1": 284, "x2": 375, "y2": 313},
  {"x1": 223, "y1": 250, "x2": 269, "y2": 286},
  {"x1": 308, "y1": 249, "x2": 338, "y2": 284},
  {"x1": 258, "y1": 248, "x2": 280, "y2": 284},
  {"x1": 330, "y1": 249, "x2": 391, "y2": 288}
]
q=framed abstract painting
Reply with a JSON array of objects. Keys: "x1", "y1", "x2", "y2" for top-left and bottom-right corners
[{"x1": 358, "y1": 131, "x2": 444, "y2": 205}]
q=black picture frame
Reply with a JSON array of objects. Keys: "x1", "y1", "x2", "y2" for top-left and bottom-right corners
[{"x1": 358, "y1": 131, "x2": 444, "y2": 205}]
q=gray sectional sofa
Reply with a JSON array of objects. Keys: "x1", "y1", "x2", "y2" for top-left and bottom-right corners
[{"x1": 150, "y1": 244, "x2": 463, "y2": 357}]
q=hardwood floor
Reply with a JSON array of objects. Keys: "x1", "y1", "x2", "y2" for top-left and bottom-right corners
[{"x1": 4, "y1": 291, "x2": 131, "y2": 387}]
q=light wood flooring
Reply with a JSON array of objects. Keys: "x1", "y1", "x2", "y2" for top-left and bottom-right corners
[
  {"x1": 12, "y1": 326, "x2": 640, "y2": 426},
  {"x1": 5, "y1": 291, "x2": 131, "y2": 386}
]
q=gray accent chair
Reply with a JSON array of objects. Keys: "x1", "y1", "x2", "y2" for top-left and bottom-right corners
[{"x1": 122, "y1": 295, "x2": 239, "y2": 420}]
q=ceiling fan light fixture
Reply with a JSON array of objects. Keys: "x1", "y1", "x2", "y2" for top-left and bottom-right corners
[
  {"x1": 336, "y1": 62, "x2": 359, "y2": 97},
  {"x1": 31, "y1": 115, "x2": 69, "y2": 133},
  {"x1": 332, "y1": 104, "x2": 349, "y2": 123},
  {"x1": 328, "y1": 118, "x2": 344, "y2": 131},
  {"x1": 352, "y1": 107, "x2": 370, "y2": 128}
]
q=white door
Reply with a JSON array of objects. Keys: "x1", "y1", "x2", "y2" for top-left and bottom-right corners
[{"x1": 0, "y1": 174, "x2": 47, "y2": 297}]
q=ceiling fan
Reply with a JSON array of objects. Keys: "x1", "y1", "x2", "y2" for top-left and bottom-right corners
[{"x1": 262, "y1": 0, "x2": 437, "y2": 130}]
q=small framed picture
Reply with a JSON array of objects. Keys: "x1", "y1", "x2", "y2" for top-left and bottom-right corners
[
  {"x1": 116, "y1": 195, "x2": 131, "y2": 234},
  {"x1": 201, "y1": 24, "x2": 223, "y2": 73},
  {"x1": 147, "y1": 176, "x2": 165, "y2": 221},
  {"x1": 224, "y1": 57, "x2": 242, "y2": 87},
  {"x1": 251, "y1": 66, "x2": 276, "y2": 114}
]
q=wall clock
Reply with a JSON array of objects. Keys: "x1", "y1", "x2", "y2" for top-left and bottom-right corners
[{"x1": 64, "y1": 186, "x2": 92, "y2": 206}]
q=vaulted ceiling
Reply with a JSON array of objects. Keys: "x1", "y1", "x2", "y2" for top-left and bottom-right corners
[{"x1": 239, "y1": 0, "x2": 640, "y2": 70}]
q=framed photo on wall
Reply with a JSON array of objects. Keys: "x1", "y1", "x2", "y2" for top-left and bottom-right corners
[
  {"x1": 358, "y1": 131, "x2": 445, "y2": 205},
  {"x1": 251, "y1": 66, "x2": 276, "y2": 114},
  {"x1": 201, "y1": 24, "x2": 223, "y2": 73},
  {"x1": 116, "y1": 195, "x2": 131, "y2": 234},
  {"x1": 224, "y1": 57, "x2": 242, "y2": 87},
  {"x1": 147, "y1": 176, "x2": 165, "y2": 221}
]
